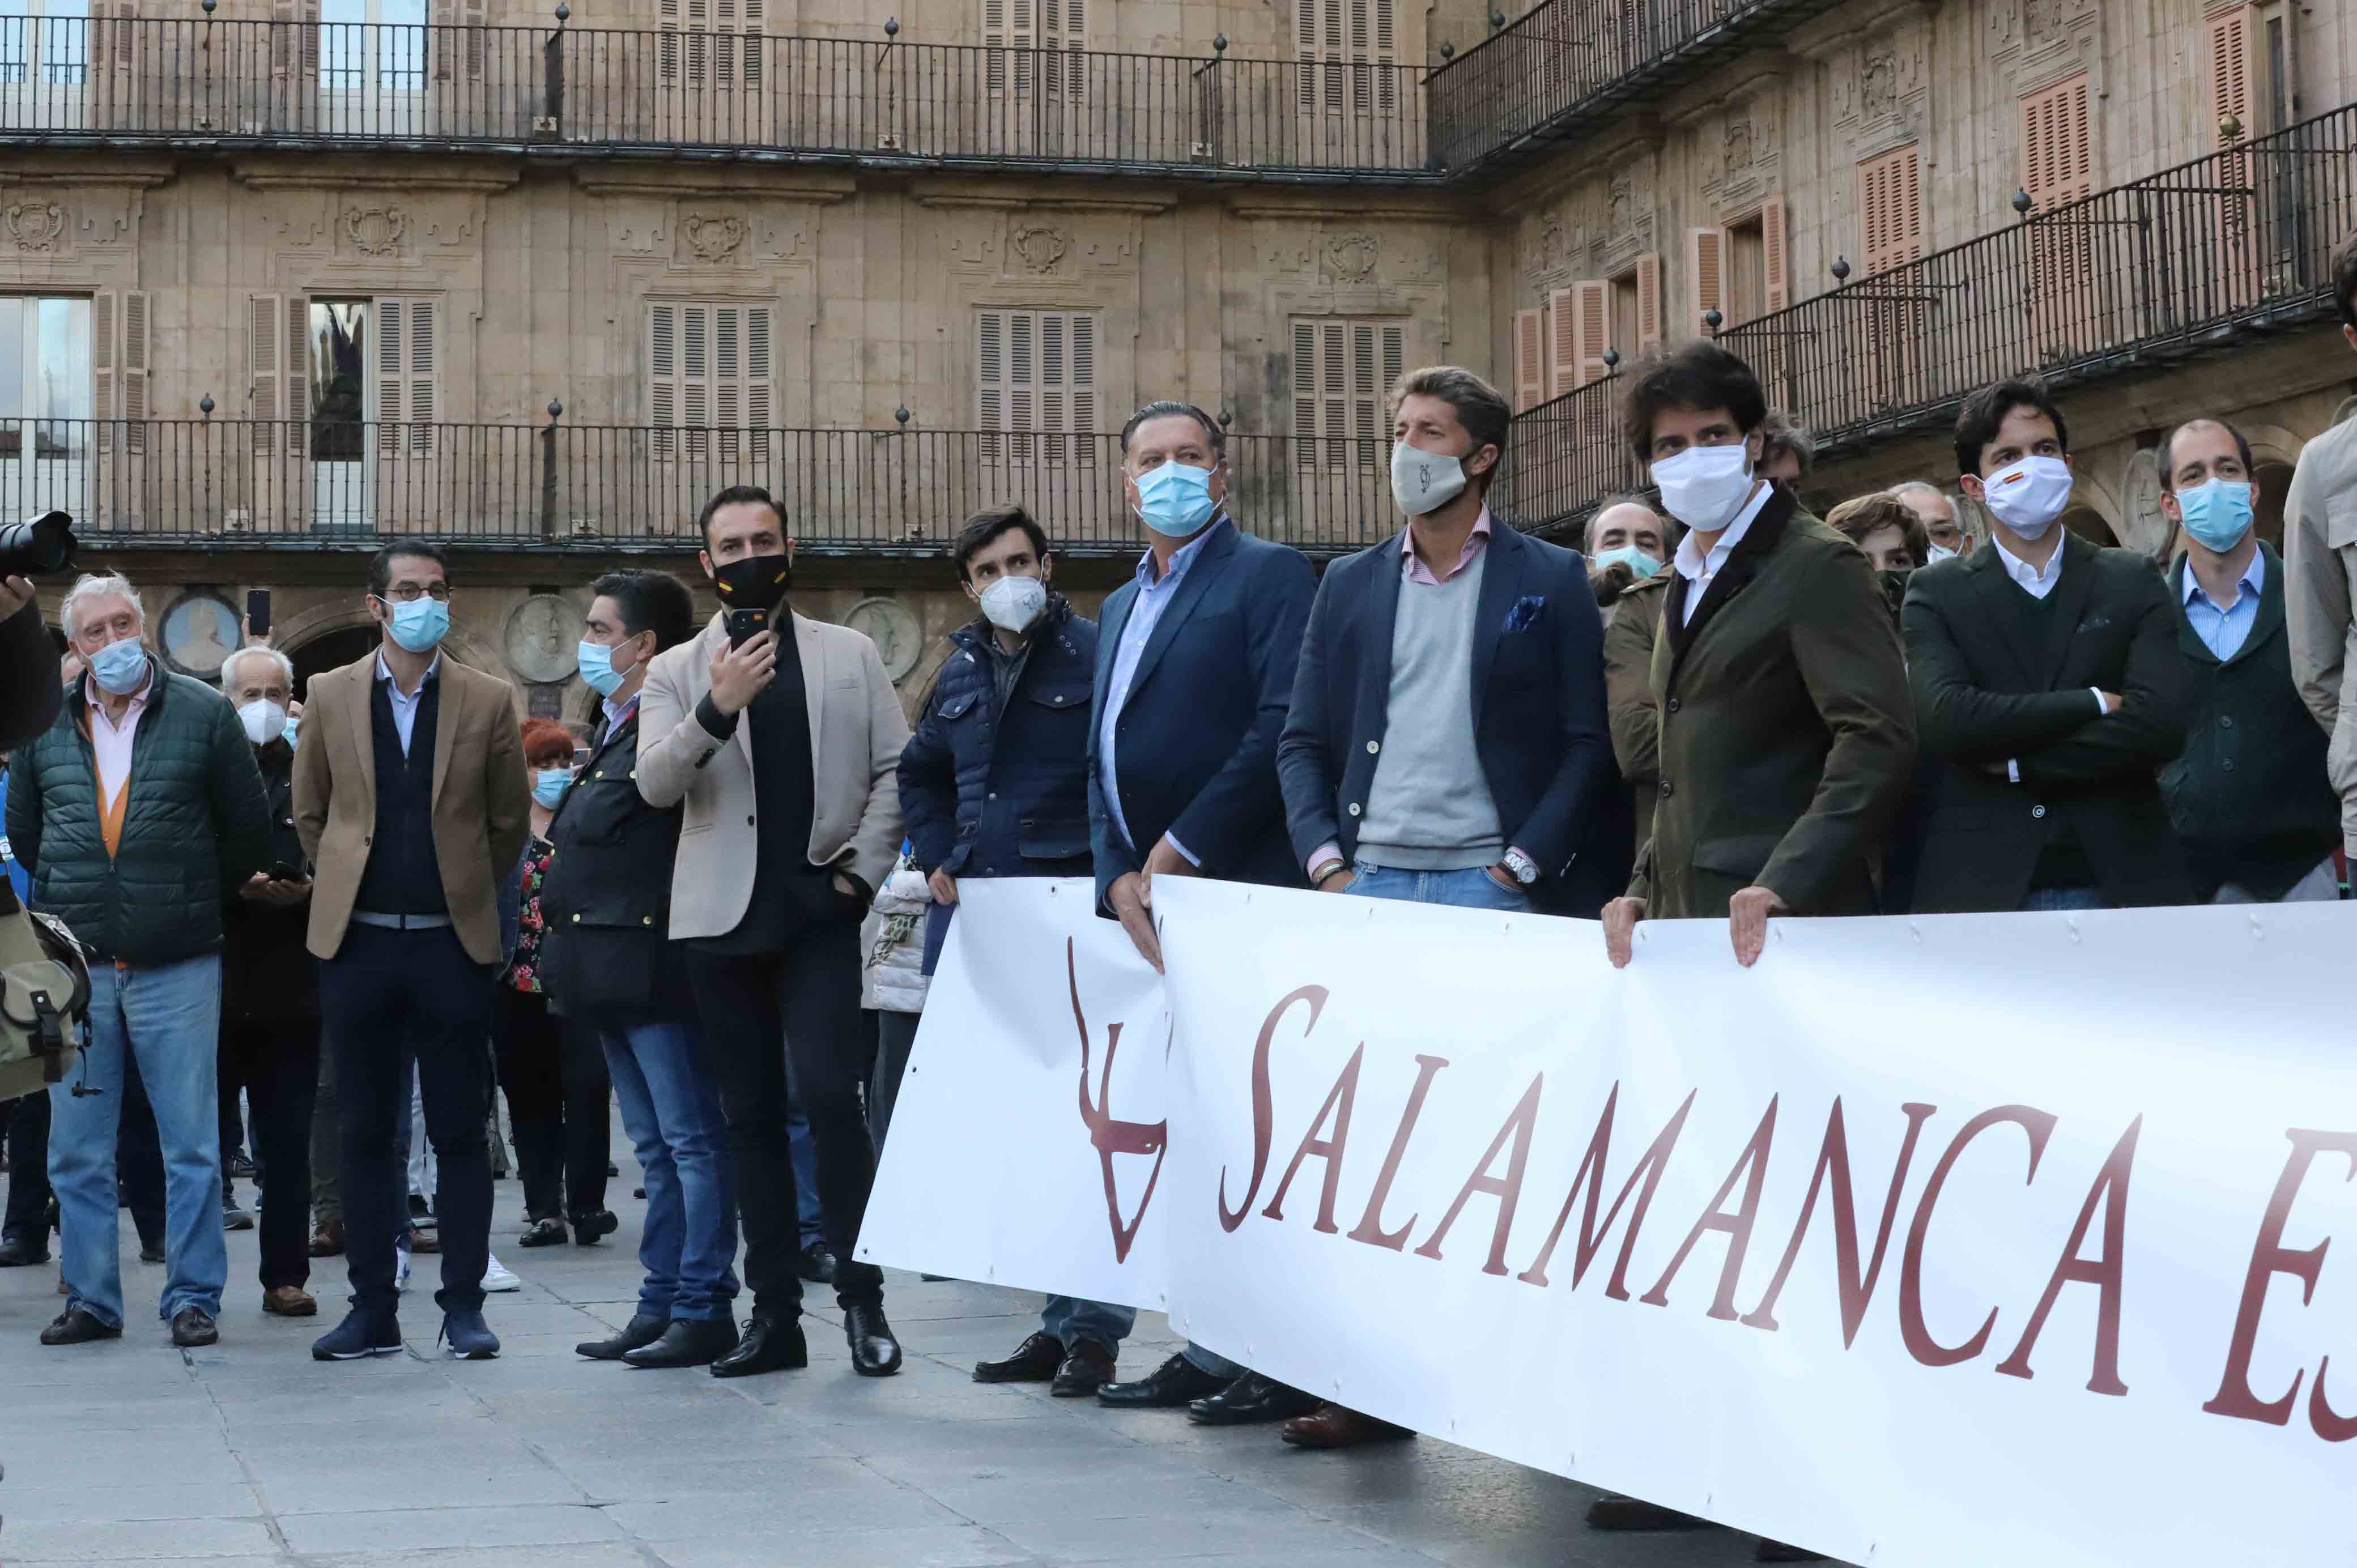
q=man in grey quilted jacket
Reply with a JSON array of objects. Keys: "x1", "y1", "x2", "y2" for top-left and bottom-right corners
[{"x1": 5, "y1": 571, "x2": 270, "y2": 1350}]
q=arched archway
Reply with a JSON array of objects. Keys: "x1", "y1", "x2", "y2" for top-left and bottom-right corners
[
  {"x1": 2255, "y1": 458, "x2": 2294, "y2": 554},
  {"x1": 2059, "y1": 504, "x2": 2117, "y2": 546},
  {"x1": 289, "y1": 625, "x2": 378, "y2": 701}
]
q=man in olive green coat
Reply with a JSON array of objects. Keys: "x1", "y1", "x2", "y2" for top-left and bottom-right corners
[{"x1": 1602, "y1": 343, "x2": 1915, "y2": 969}]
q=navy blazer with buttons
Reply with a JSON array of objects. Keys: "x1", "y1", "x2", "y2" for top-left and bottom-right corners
[
  {"x1": 898, "y1": 595, "x2": 1099, "y2": 881},
  {"x1": 1277, "y1": 518, "x2": 1626, "y2": 915},
  {"x1": 1087, "y1": 519, "x2": 1317, "y2": 911}
]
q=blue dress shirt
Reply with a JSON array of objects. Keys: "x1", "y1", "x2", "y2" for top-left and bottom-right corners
[
  {"x1": 1097, "y1": 517, "x2": 1231, "y2": 864},
  {"x1": 2182, "y1": 547, "x2": 2265, "y2": 661}
]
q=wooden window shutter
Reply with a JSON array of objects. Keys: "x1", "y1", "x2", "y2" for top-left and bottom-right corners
[
  {"x1": 248, "y1": 293, "x2": 283, "y2": 455},
  {"x1": 1040, "y1": 310, "x2": 1069, "y2": 460},
  {"x1": 648, "y1": 302, "x2": 679, "y2": 458},
  {"x1": 93, "y1": 292, "x2": 116, "y2": 453},
  {"x1": 1009, "y1": 0, "x2": 1035, "y2": 95},
  {"x1": 286, "y1": 296, "x2": 309, "y2": 457},
  {"x1": 2020, "y1": 72, "x2": 2093, "y2": 211},
  {"x1": 1688, "y1": 227, "x2": 1726, "y2": 337},
  {"x1": 1760, "y1": 194, "x2": 1790, "y2": 314},
  {"x1": 1009, "y1": 310, "x2": 1037, "y2": 450},
  {"x1": 377, "y1": 299, "x2": 405, "y2": 448},
  {"x1": 1635, "y1": 253, "x2": 1662, "y2": 355},
  {"x1": 977, "y1": 309, "x2": 1006, "y2": 459},
  {"x1": 1069, "y1": 313, "x2": 1095, "y2": 465},
  {"x1": 745, "y1": 305, "x2": 772, "y2": 460},
  {"x1": 1545, "y1": 286, "x2": 1576, "y2": 399},
  {"x1": 2203, "y1": 7, "x2": 2253, "y2": 144},
  {"x1": 741, "y1": 0, "x2": 763, "y2": 87},
  {"x1": 1317, "y1": 320, "x2": 1346, "y2": 455},
  {"x1": 461, "y1": 0, "x2": 482, "y2": 79},
  {"x1": 118, "y1": 290, "x2": 149, "y2": 453},
  {"x1": 658, "y1": 0, "x2": 679, "y2": 83},
  {"x1": 433, "y1": 0, "x2": 454, "y2": 79},
  {"x1": 680, "y1": 302, "x2": 711, "y2": 456},
  {"x1": 1859, "y1": 144, "x2": 1924, "y2": 276},
  {"x1": 1512, "y1": 306, "x2": 1544, "y2": 413},
  {"x1": 1572, "y1": 279, "x2": 1610, "y2": 387},
  {"x1": 377, "y1": 296, "x2": 437, "y2": 453},
  {"x1": 1293, "y1": 321, "x2": 1320, "y2": 463},
  {"x1": 1295, "y1": 0, "x2": 1316, "y2": 108}
]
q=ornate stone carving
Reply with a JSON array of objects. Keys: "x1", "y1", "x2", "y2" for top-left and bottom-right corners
[
  {"x1": 343, "y1": 203, "x2": 409, "y2": 255},
  {"x1": 845, "y1": 598, "x2": 924, "y2": 684},
  {"x1": 2024, "y1": 0, "x2": 2067, "y2": 44},
  {"x1": 3, "y1": 201, "x2": 67, "y2": 253},
  {"x1": 1010, "y1": 222, "x2": 1070, "y2": 274},
  {"x1": 1609, "y1": 173, "x2": 1633, "y2": 234},
  {"x1": 1528, "y1": 212, "x2": 1565, "y2": 275},
  {"x1": 1724, "y1": 116, "x2": 1754, "y2": 175},
  {"x1": 1860, "y1": 53, "x2": 1898, "y2": 120},
  {"x1": 681, "y1": 212, "x2": 747, "y2": 263},
  {"x1": 1324, "y1": 233, "x2": 1379, "y2": 283}
]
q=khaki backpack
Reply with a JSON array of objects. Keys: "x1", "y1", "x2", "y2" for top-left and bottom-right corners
[{"x1": 0, "y1": 900, "x2": 89, "y2": 1106}]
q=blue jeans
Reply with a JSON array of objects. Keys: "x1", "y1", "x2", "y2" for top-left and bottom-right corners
[
  {"x1": 1043, "y1": 1294, "x2": 1134, "y2": 1353},
  {"x1": 49, "y1": 953, "x2": 228, "y2": 1327},
  {"x1": 2019, "y1": 887, "x2": 2110, "y2": 912},
  {"x1": 1350, "y1": 861, "x2": 1530, "y2": 912},
  {"x1": 600, "y1": 1017, "x2": 741, "y2": 1323}
]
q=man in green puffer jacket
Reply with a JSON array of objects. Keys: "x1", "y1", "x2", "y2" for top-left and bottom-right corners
[{"x1": 6, "y1": 572, "x2": 270, "y2": 1351}]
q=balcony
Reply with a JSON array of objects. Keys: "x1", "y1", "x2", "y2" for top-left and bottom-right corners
[
  {"x1": 1499, "y1": 101, "x2": 2357, "y2": 532},
  {"x1": 1424, "y1": 0, "x2": 1847, "y2": 182},
  {"x1": 0, "y1": 418, "x2": 1400, "y2": 557},
  {"x1": 0, "y1": 16, "x2": 1433, "y2": 180}
]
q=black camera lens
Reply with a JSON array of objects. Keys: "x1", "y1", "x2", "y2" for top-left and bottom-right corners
[{"x1": 0, "y1": 512, "x2": 74, "y2": 578}]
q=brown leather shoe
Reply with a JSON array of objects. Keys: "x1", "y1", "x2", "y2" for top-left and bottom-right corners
[
  {"x1": 308, "y1": 1218, "x2": 345, "y2": 1258},
  {"x1": 1279, "y1": 1403, "x2": 1415, "y2": 1449},
  {"x1": 263, "y1": 1286, "x2": 318, "y2": 1318}
]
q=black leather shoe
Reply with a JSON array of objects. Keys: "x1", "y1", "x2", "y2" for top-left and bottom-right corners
[
  {"x1": 137, "y1": 1241, "x2": 164, "y2": 1264},
  {"x1": 795, "y1": 1242, "x2": 838, "y2": 1284},
  {"x1": 710, "y1": 1314, "x2": 807, "y2": 1379},
  {"x1": 518, "y1": 1217, "x2": 568, "y2": 1248},
  {"x1": 624, "y1": 1318, "x2": 741, "y2": 1369},
  {"x1": 844, "y1": 1302, "x2": 901, "y2": 1377},
  {"x1": 1051, "y1": 1340, "x2": 1117, "y2": 1397},
  {"x1": 170, "y1": 1307, "x2": 219, "y2": 1348},
  {"x1": 40, "y1": 1308, "x2": 122, "y2": 1345},
  {"x1": 1586, "y1": 1495, "x2": 1710, "y2": 1532},
  {"x1": 577, "y1": 1313, "x2": 669, "y2": 1361},
  {"x1": 1096, "y1": 1353, "x2": 1231, "y2": 1409},
  {"x1": 570, "y1": 1209, "x2": 619, "y2": 1247},
  {"x1": 1188, "y1": 1371, "x2": 1321, "y2": 1426},
  {"x1": 0, "y1": 1233, "x2": 50, "y2": 1267},
  {"x1": 973, "y1": 1331, "x2": 1063, "y2": 1383}
]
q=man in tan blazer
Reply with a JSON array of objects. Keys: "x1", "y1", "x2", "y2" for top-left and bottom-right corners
[
  {"x1": 2286, "y1": 237, "x2": 2357, "y2": 867},
  {"x1": 637, "y1": 485, "x2": 908, "y2": 1381},
  {"x1": 293, "y1": 542, "x2": 529, "y2": 1364}
]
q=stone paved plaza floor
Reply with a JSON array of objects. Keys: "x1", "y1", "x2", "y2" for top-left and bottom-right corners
[{"x1": 0, "y1": 1145, "x2": 1797, "y2": 1568}]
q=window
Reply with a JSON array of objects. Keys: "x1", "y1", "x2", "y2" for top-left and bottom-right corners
[
  {"x1": 1297, "y1": 0, "x2": 1396, "y2": 116},
  {"x1": 2020, "y1": 73, "x2": 2095, "y2": 358},
  {"x1": 985, "y1": 0, "x2": 1083, "y2": 98},
  {"x1": 2020, "y1": 71, "x2": 2092, "y2": 212},
  {"x1": 1291, "y1": 317, "x2": 1403, "y2": 467},
  {"x1": 648, "y1": 300, "x2": 773, "y2": 460},
  {"x1": 977, "y1": 308, "x2": 1096, "y2": 463},
  {"x1": 660, "y1": 0, "x2": 762, "y2": 87},
  {"x1": 1858, "y1": 144, "x2": 1922, "y2": 276},
  {"x1": 1697, "y1": 195, "x2": 1788, "y2": 331},
  {"x1": 321, "y1": 0, "x2": 427, "y2": 94},
  {"x1": 1540, "y1": 260, "x2": 1657, "y2": 399},
  {"x1": 0, "y1": 296, "x2": 93, "y2": 459},
  {"x1": 1858, "y1": 146, "x2": 1926, "y2": 410},
  {"x1": 0, "y1": 2, "x2": 89, "y2": 88}
]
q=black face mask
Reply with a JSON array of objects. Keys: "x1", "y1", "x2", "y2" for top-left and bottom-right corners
[
  {"x1": 712, "y1": 552, "x2": 791, "y2": 614},
  {"x1": 1877, "y1": 566, "x2": 1913, "y2": 624}
]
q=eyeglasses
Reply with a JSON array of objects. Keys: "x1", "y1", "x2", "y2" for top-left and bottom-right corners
[{"x1": 377, "y1": 585, "x2": 452, "y2": 603}]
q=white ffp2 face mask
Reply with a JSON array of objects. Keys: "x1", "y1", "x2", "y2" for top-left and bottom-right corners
[
  {"x1": 1649, "y1": 442, "x2": 1756, "y2": 532},
  {"x1": 978, "y1": 574, "x2": 1048, "y2": 634},
  {"x1": 1979, "y1": 455, "x2": 2073, "y2": 541},
  {"x1": 239, "y1": 699, "x2": 290, "y2": 747}
]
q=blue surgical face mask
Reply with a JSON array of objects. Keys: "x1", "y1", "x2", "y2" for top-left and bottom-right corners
[
  {"x1": 383, "y1": 596, "x2": 450, "y2": 654},
  {"x1": 87, "y1": 636, "x2": 149, "y2": 696},
  {"x1": 283, "y1": 714, "x2": 301, "y2": 747},
  {"x1": 1593, "y1": 544, "x2": 1663, "y2": 580},
  {"x1": 1133, "y1": 460, "x2": 1219, "y2": 538},
  {"x1": 2176, "y1": 477, "x2": 2256, "y2": 553},
  {"x1": 576, "y1": 637, "x2": 636, "y2": 699},
  {"x1": 531, "y1": 767, "x2": 573, "y2": 809}
]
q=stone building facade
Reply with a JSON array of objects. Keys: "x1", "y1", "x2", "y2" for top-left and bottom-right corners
[{"x1": 5, "y1": 0, "x2": 2356, "y2": 712}]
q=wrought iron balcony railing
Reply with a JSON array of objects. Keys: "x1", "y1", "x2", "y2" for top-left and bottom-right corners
[
  {"x1": 1500, "y1": 101, "x2": 2357, "y2": 533},
  {"x1": 0, "y1": 418, "x2": 1403, "y2": 556},
  {"x1": 0, "y1": 16, "x2": 1432, "y2": 177}
]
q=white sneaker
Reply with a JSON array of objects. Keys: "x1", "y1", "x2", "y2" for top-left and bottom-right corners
[
  {"x1": 395, "y1": 1238, "x2": 412, "y2": 1293},
  {"x1": 482, "y1": 1254, "x2": 521, "y2": 1293}
]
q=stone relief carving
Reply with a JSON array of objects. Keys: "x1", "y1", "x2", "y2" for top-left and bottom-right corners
[
  {"x1": 1832, "y1": 32, "x2": 1929, "y2": 160},
  {"x1": 1526, "y1": 212, "x2": 1566, "y2": 276},
  {"x1": 1860, "y1": 53, "x2": 1897, "y2": 120},
  {"x1": 1724, "y1": 117, "x2": 1754, "y2": 176},
  {"x1": 1010, "y1": 222, "x2": 1070, "y2": 274},
  {"x1": 2024, "y1": 0, "x2": 2069, "y2": 44},
  {"x1": 1324, "y1": 233, "x2": 1379, "y2": 283},
  {"x1": 344, "y1": 203, "x2": 409, "y2": 255},
  {"x1": 2120, "y1": 448, "x2": 2167, "y2": 556},
  {"x1": 1992, "y1": 0, "x2": 2099, "y2": 79},
  {"x1": 3, "y1": 201, "x2": 67, "y2": 253},
  {"x1": 681, "y1": 212, "x2": 748, "y2": 262},
  {"x1": 1609, "y1": 173, "x2": 1633, "y2": 234}
]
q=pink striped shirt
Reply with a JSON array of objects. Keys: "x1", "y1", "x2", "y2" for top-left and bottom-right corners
[{"x1": 87, "y1": 668, "x2": 154, "y2": 809}]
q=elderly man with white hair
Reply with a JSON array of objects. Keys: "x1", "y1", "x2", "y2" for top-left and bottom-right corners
[
  {"x1": 3, "y1": 572, "x2": 270, "y2": 1348},
  {"x1": 1889, "y1": 480, "x2": 1972, "y2": 562},
  {"x1": 217, "y1": 640, "x2": 326, "y2": 1318}
]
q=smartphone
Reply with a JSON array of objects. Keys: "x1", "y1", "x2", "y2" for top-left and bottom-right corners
[
  {"x1": 725, "y1": 606, "x2": 769, "y2": 648},
  {"x1": 246, "y1": 588, "x2": 271, "y2": 638},
  {"x1": 266, "y1": 862, "x2": 302, "y2": 882}
]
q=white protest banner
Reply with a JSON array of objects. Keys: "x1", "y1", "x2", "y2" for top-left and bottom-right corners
[
  {"x1": 861, "y1": 877, "x2": 2357, "y2": 1567},
  {"x1": 862, "y1": 877, "x2": 1170, "y2": 1310}
]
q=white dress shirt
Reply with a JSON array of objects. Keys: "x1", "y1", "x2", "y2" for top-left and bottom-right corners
[
  {"x1": 1990, "y1": 535, "x2": 2105, "y2": 782},
  {"x1": 375, "y1": 648, "x2": 444, "y2": 758},
  {"x1": 1672, "y1": 480, "x2": 1775, "y2": 625}
]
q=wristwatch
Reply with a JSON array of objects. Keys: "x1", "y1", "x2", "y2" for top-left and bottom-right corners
[
  {"x1": 1309, "y1": 858, "x2": 1348, "y2": 887},
  {"x1": 1500, "y1": 848, "x2": 1539, "y2": 887}
]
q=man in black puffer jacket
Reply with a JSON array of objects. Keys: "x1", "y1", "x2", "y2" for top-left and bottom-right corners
[{"x1": 7, "y1": 572, "x2": 270, "y2": 1350}]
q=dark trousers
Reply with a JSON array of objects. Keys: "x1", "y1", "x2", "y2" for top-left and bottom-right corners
[
  {"x1": 686, "y1": 922, "x2": 884, "y2": 1319},
  {"x1": 219, "y1": 1018, "x2": 320, "y2": 1292},
  {"x1": 493, "y1": 986, "x2": 611, "y2": 1222},
  {"x1": 318, "y1": 924, "x2": 495, "y2": 1318},
  {"x1": 2, "y1": 1090, "x2": 50, "y2": 1242},
  {"x1": 869, "y1": 1009, "x2": 920, "y2": 1151},
  {"x1": 118, "y1": 1048, "x2": 165, "y2": 1251}
]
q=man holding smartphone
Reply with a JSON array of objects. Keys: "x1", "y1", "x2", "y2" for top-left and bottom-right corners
[{"x1": 637, "y1": 486, "x2": 910, "y2": 1380}]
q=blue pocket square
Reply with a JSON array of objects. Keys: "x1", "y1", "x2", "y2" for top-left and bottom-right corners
[{"x1": 1504, "y1": 595, "x2": 1546, "y2": 633}]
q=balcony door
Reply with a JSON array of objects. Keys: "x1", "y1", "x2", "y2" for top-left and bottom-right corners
[
  {"x1": 0, "y1": 296, "x2": 92, "y2": 525},
  {"x1": 269, "y1": 293, "x2": 436, "y2": 534},
  {"x1": 318, "y1": 0, "x2": 428, "y2": 136},
  {"x1": 655, "y1": 0, "x2": 769, "y2": 147},
  {"x1": 0, "y1": 0, "x2": 89, "y2": 134},
  {"x1": 307, "y1": 299, "x2": 371, "y2": 530}
]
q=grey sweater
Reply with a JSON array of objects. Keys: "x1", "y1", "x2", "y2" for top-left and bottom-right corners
[{"x1": 1356, "y1": 550, "x2": 1502, "y2": 870}]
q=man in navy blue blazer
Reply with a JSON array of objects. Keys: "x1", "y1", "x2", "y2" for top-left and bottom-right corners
[
  {"x1": 1279, "y1": 365, "x2": 1620, "y2": 927},
  {"x1": 1086, "y1": 399, "x2": 1318, "y2": 1427}
]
